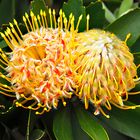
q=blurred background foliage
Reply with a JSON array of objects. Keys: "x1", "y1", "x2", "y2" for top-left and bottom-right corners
[{"x1": 0, "y1": 0, "x2": 140, "y2": 140}]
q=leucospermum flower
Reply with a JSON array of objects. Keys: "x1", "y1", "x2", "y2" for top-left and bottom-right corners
[
  {"x1": 0, "y1": 9, "x2": 80, "y2": 114},
  {"x1": 74, "y1": 29, "x2": 140, "y2": 118}
]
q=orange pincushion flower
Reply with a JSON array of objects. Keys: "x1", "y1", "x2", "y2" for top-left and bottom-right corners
[
  {"x1": 74, "y1": 29, "x2": 140, "y2": 118},
  {"x1": 0, "y1": 10, "x2": 79, "y2": 114},
  {"x1": 0, "y1": 9, "x2": 140, "y2": 118}
]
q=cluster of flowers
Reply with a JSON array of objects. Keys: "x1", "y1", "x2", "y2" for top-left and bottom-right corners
[{"x1": 0, "y1": 9, "x2": 140, "y2": 118}]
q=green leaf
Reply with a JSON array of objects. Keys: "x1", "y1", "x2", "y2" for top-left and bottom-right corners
[
  {"x1": 62, "y1": 0, "x2": 86, "y2": 32},
  {"x1": 0, "y1": 123, "x2": 11, "y2": 140},
  {"x1": 86, "y1": 1, "x2": 106, "y2": 28},
  {"x1": 106, "y1": 8, "x2": 140, "y2": 46},
  {"x1": 15, "y1": 0, "x2": 30, "y2": 22},
  {"x1": 71, "y1": 110, "x2": 92, "y2": 140},
  {"x1": 131, "y1": 36, "x2": 140, "y2": 65},
  {"x1": 75, "y1": 106, "x2": 109, "y2": 140},
  {"x1": 31, "y1": 0, "x2": 49, "y2": 16},
  {"x1": 106, "y1": 0, "x2": 122, "y2": 2},
  {"x1": 30, "y1": 129, "x2": 45, "y2": 140},
  {"x1": 100, "y1": 103, "x2": 140, "y2": 139},
  {"x1": 53, "y1": 108, "x2": 73, "y2": 140},
  {"x1": 83, "y1": 0, "x2": 96, "y2": 6},
  {"x1": 0, "y1": 40, "x2": 7, "y2": 49},
  {"x1": 31, "y1": 0, "x2": 50, "y2": 27},
  {"x1": 102, "y1": 2, "x2": 116, "y2": 23},
  {"x1": 100, "y1": 119, "x2": 131, "y2": 140},
  {"x1": 118, "y1": 0, "x2": 133, "y2": 17},
  {"x1": 0, "y1": 0, "x2": 15, "y2": 25},
  {"x1": 132, "y1": 2, "x2": 139, "y2": 9}
]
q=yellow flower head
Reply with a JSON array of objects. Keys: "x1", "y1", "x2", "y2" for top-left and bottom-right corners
[
  {"x1": 74, "y1": 29, "x2": 140, "y2": 118},
  {"x1": 0, "y1": 9, "x2": 79, "y2": 114}
]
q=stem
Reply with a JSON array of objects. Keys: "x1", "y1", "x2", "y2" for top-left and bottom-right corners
[{"x1": 26, "y1": 110, "x2": 31, "y2": 140}]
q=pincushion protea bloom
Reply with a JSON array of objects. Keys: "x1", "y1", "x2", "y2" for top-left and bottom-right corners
[
  {"x1": 74, "y1": 29, "x2": 140, "y2": 118},
  {"x1": 0, "y1": 9, "x2": 80, "y2": 114}
]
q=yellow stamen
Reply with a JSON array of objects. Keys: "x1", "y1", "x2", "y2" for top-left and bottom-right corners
[
  {"x1": 7, "y1": 28, "x2": 19, "y2": 46},
  {"x1": 34, "y1": 16, "x2": 39, "y2": 30},
  {"x1": 128, "y1": 91, "x2": 140, "y2": 95},
  {"x1": 0, "y1": 73, "x2": 11, "y2": 82},
  {"x1": 37, "y1": 15, "x2": 42, "y2": 27},
  {"x1": 84, "y1": 96, "x2": 88, "y2": 109},
  {"x1": 13, "y1": 19, "x2": 23, "y2": 37},
  {"x1": 53, "y1": 9, "x2": 57, "y2": 28},
  {"x1": 86, "y1": 14, "x2": 90, "y2": 31},
  {"x1": 20, "y1": 94, "x2": 34, "y2": 100},
  {"x1": 76, "y1": 15, "x2": 83, "y2": 31},
  {"x1": 49, "y1": 8, "x2": 52, "y2": 28},
  {"x1": 40, "y1": 10, "x2": 45, "y2": 27},
  {"x1": 30, "y1": 11, "x2": 36, "y2": 31},
  {"x1": 23, "y1": 16, "x2": 30, "y2": 32},
  {"x1": 125, "y1": 33, "x2": 131, "y2": 43},
  {"x1": 25, "y1": 13, "x2": 34, "y2": 31},
  {"x1": 99, "y1": 107, "x2": 110, "y2": 118},
  {"x1": 59, "y1": 9, "x2": 63, "y2": 29},
  {"x1": 105, "y1": 100, "x2": 112, "y2": 110},
  {"x1": 68, "y1": 13, "x2": 73, "y2": 30},
  {"x1": 0, "y1": 32, "x2": 13, "y2": 50},
  {"x1": 43, "y1": 11, "x2": 48, "y2": 28},
  {"x1": 9, "y1": 22, "x2": 22, "y2": 42},
  {"x1": 70, "y1": 16, "x2": 75, "y2": 32},
  {"x1": 0, "y1": 91, "x2": 15, "y2": 97}
]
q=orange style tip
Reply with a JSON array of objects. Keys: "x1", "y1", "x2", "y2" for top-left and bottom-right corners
[
  {"x1": 0, "y1": 32, "x2": 5, "y2": 37},
  {"x1": 23, "y1": 16, "x2": 26, "y2": 22},
  {"x1": 125, "y1": 33, "x2": 131, "y2": 42},
  {"x1": 53, "y1": 9, "x2": 55, "y2": 15},
  {"x1": 37, "y1": 15, "x2": 40, "y2": 20},
  {"x1": 37, "y1": 103, "x2": 41, "y2": 107},
  {"x1": 18, "y1": 103, "x2": 21, "y2": 107},
  {"x1": 13, "y1": 19, "x2": 17, "y2": 25},
  {"x1": 1, "y1": 75, "x2": 5, "y2": 79},
  {"x1": 131, "y1": 106, "x2": 136, "y2": 109},
  {"x1": 35, "y1": 112, "x2": 39, "y2": 115},
  {"x1": 87, "y1": 14, "x2": 90, "y2": 19},
  {"x1": 59, "y1": 9, "x2": 62, "y2": 15},
  {"x1": 127, "y1": 33, "x2": 131, "y2": 37},
  {"x1": 30, "y1": 11, "x2": 34, "y2": 17},
  {"x1": 106, "y1": 115, "x2": 110, "y2": 119},
  {"x1": 63, "y1": 102, "x2": 66, "y2": 106},
  {"x1": 94, "y1": 110, "x2": 100, "y2": 116},
  {"x1": 28, "y1": 106, "x2": 32, "y2": 109},
  {"x1": 53, "y1": 103, "x2": 58, "y2": 107},
  {"x1": 69, "y1": 13, "x2": 73, "y2": 18},
  {"x1": 79, "y1": 91, "x2": 82, "y2": 95},
  {"x1": 15, "y1": 102, "x2": 19, "y2": 105},
  {"x1": 69, "y1": 92, "x2": 73, "y2": 95},
  {"x1": 85, "y1": 105, "x2": 88, "y2": 110},
  {"x1": 79, "y1": 15, "x2": 83, "y2": 20},
  {"x1": 25, "y1": 12, "x2": 29, "y2": 18},
  {"x1": 9, "y1": 22, "x2": 13, "y2": 27},
  {"x1": 40, "y1": 9, "x2": 43, "y2": 13},
  {"x1": 20, "y1": 94, "x2": 24, "y2": 97},
  {"x1": 49, "y1": 8, "x2": 51, "y2": 14},
  {"x1": 43, "y1": 108, "x2": 46, "y2": 110}
]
